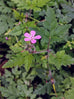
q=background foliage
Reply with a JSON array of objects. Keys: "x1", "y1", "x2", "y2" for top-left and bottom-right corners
[{"x1": 0, "y1": 0, "x2": 74, "y2": 99}]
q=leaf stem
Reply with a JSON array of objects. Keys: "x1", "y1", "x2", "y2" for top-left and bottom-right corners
[
  {"x1": 15, "y1": 36, "x2": 18, "y2": 42},
  {"x1": 47, "y1": 37, "x2": 51, "y2": 68},
  {"x1": 29, "y1": 16, "x2": 40, "y2": 22}
]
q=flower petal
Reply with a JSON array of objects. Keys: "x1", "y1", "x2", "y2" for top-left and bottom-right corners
[
  {"x1": 24, "y1": 33, "x2": 31, "y2": 37},
  {"x1": 30, "y1": 30, "x2": 36, "y2": 37},
  {"x1": 24, "y1": 38, "x2": 31, "y2": 41},
  {"x1": 5, "y1": 37, "x2": 8, "y2": 40},
  {"x1": 34, "y1": 35, "x2": 41, "y2": 39},
  {"x1": 31, "y1": 39, "x2": 36, "y2": 44}
]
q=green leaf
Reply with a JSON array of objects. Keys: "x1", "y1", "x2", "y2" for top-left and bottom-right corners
[
  {"x1": 10, "y1": 46, "x2": 23, "y2": 53},
  {"x1": 12, "y1": 66, "x2": 21, "y2": 76},
  {"x1": 40, "y1": 7, "x2": 71, "y2": 46},
  {"x1": 51, "y1": 96, "x2": 63, "y2": 99},
  {"x1": 70, "y1": 77, "x2": 74, "y2": 87},
  {"x1": 0, "y1": 55, "x2": 3, "y2": 58},
  {"x1": 2, "y1": 52, "x2": 26, "y2": 68},
  {"x1": 0, "y1": 0, "x2": 11, "y2": 13},
  {"x1": 2, "y1": 56, "x2": 24, "y2": 68},
  {"x1": 9, "y1": 25, "x2": 24, "y2": 36},
  {"x1": 34, "y1": 82, "x2": 52, "y2": 95},
  {"x1": 61, "y1": 4, "x2": 74, "y2": 19},
  {"x1": 50, "y1": 24, "x2": 70, "y2": 43},
  {"x1": 0, "y1": 1, "x2": 15, "y2": 34},
  {"x1": 49, "y1": 50, "x2": 74, "y2": 69},
  {"x1": 43, "y1": 7, "x2": 57, "y2": 31},
  {"x1": 11, "y1": 0, "x2": 50, "y2": 11},
  {"x1": 24, "y1": 52, "x2": 34, "y2": 71},
  {"x1": 65, "y1": 88, "x2": 74, "y2": 99},
  {"x1": 3, "y1": 51, "x2": 34, "y2": 71}
]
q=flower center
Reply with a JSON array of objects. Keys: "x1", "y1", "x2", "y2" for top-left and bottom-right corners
[{"x1": 31, "y1": 35, "x2": 34, "y2": 40}]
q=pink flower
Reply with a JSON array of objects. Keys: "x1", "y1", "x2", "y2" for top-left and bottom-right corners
[
  {"x1": 24, "y1": 30, "x2": 41, "y2": 44},
  {"x1": 5, "y1": 37, "x2": 8, "y2": 40}
]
